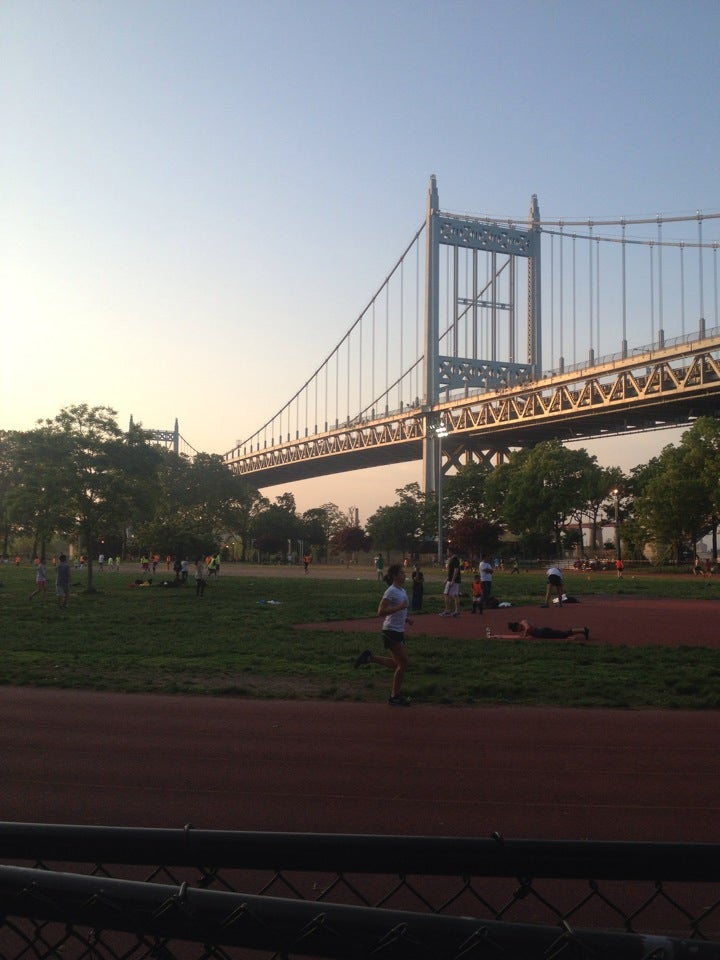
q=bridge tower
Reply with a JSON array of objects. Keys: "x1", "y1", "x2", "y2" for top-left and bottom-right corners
[
  {"x1": 131, "y1": 416, "x2": 180, "y2": 455},
  {"x1": 422, "y1": 177, "x2": 541, "y2": 493},
  {"x1": 527, "y1": 193, "x2": 542, "y2": 378}
]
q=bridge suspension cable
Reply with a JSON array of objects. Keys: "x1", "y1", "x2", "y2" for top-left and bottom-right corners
[
  {"x1": 466, "y1": 210, "x2": 720, "y2": 230},
  {"x1": 227, "y1": 221, "x2": 427, "y2": 459},
  {"x1": 221, "y1": 182, "x2": 720, "y2": 495},
  {"x1": 541, "y1": 214, "x2": 719, "y2": 369}
]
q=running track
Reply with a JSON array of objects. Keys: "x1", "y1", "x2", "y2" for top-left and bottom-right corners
[
  {"x1": 3, "y1": 683, "x2": 720, "y2": 843},
  {"x1": 4, "y1": 590, "x2": 720, "y2": 842}
]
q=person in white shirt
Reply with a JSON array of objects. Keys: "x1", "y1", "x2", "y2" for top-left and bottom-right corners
[
  {"x1": 543, "y1": 565, "x2": 564, "y2": 607},
  {"x1": 353, "y1": 564, "x2": 414, "y2": 706},
  {"x1": 478, "y1": 554, "x2": 493, "y2": 611}
]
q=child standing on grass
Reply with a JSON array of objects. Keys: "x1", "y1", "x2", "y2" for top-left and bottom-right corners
[
  {"x1": 354, "y1": 563, "x2": 414, "y2": 706},
  {"x1": 29, "y1": 556, "x2": 48, "y2": 601},
  {"x1": 470, "y1": 574, "x2": 483, "y2": 613}
]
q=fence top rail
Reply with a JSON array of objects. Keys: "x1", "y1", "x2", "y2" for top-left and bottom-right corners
[
  {"x1": 4, "y1": 863, "x2": 718, "y2": 960},
  {"x1": 2, "y1": 823, "x2": 720, "y2": 882}
]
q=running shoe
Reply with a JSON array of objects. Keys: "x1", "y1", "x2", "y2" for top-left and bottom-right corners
[
  {"x1": 354, "y1": 649, "x2": 372, "y2": 668},
  {"x1": 388, "y1": 694, "x2": 411, "y2": 707}
]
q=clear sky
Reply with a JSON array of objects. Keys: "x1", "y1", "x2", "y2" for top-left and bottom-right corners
[{"x1": 2, "y1": 0, "x2": 719, "y2": 521}]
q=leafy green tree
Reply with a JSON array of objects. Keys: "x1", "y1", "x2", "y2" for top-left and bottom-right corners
[
  {"x1": 329, "y1": 525, "x2": 371, "y2": 561},
  {"x1": 443, "y1": 462, "x2": 491, "y2": 522},
  {"x1": 136, "y1": 449, "x2": 265, "y2": 561},
  {"x1": 301, "y1": 503, "x2": 346, "y2": 560},
  {"x1": 27, "y1": 406, "x2": 162, "y2": 591},
  {"x1": 250, "y1": 493, "x2": 302, "y2": 558},
  {"x1": 327, "y1": 503, "x2": 349, "y2": 533},
  {"x1": 485, "y1": 441, "x2": 601, "y2": 555},
  {"x1": 615, "y1": 457, "x2": 664, "y2": 559},
  {"x1": 224, "y1": 479, "x2": 266, "y2": 561},
  {"x1": 677, "y1": 417, "x2": 720, "y2": 559},
  {"x1": 189, "y1": 453, "x2": 265, "y2": 557},
  {"x1": 275, "y1": 492, "x2": 297, "y2": 514},
  {"x1": 634, "y1": 441, "x2": 713, "y2": 563},
  {"x1": 571, "y1": 464, "x2": 625, "y2": 554},
  {"x1": 5, "y1": 427, "x2": 75, "y2": 558},
  {"x1": 447, "y1": 515, "x2": 503, "y2": 561},
  {"x1": 366, "y1": 483, "x2": 427, "y2": 557},
  {"x1": 134, "y1": 450, "x2": 201, "y2": 559},
  {"x1": 0, "y1": 431, "x2": 24, "y2": 557}
]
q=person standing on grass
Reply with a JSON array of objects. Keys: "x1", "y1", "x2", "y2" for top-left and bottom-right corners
[
  {"x1": 411, "y1": 562, "x2": 424, "y2": 612},
  {"x1": 195, "y1": 557, "x2": 208, "y2": 597},
  {"x1": 29, "y1": 556, "x2": 48, "y2": 601},
  {"x1": 478, "y1": 553, "x2": 493, "y2": 611},
  {"x1": 542, "y1": 565, "x2": 564, "y2": 607},
  {"x1": 55, "y1": 554, "x2": 71, "y2": 608},
  {"x1": 354, "y1": 564, "x2": 413, "y2": 706},
  {"x1": 440, "y1": 550, "x2": 461, "y2": 617}
]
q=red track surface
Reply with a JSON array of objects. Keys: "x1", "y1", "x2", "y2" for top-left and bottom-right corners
[
  {"x1": 301, "y1": 593, "x2": 720, "y2": 647},
  {"x1": 3, "y1": 591, "x2": 720, "y2": 844}
]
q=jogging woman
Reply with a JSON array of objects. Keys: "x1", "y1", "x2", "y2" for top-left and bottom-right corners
[{"x1": 354, "y1": 563, "x2": 413, "y2": 706}]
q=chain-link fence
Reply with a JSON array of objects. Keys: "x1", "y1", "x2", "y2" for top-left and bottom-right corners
[{"x1": 1, "y1": 822, "x2": 719, "y2": 959}]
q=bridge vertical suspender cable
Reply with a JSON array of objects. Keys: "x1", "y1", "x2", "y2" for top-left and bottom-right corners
[{"x1": 699, "y1": 213, "x2": 705, "y2": 332}]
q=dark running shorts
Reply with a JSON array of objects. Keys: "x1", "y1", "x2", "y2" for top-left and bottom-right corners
[
  {"x1": 548, "y1": 574, "x2": 563, "y2": 586},
  {"x1": 382, "y1": 630, "x2": 405, "y2": 648},
  {"x1": 532, "y1": 627, "x2": 572, "y2": 639}
]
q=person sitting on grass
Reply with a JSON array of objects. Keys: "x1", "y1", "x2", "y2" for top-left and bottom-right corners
[{"x1": 489, "y1": 619, "x2": 589, "y2": 641}]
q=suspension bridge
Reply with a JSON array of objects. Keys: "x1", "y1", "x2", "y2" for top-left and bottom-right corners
[{"x1": 151, "y1": 177, "x2": 720, "y2": 493}]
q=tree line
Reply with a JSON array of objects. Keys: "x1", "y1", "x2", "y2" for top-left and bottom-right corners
[
  {"x1": 2, "y1": 406, "x2": 718, "y2": 590},
  {"x1": 363, "y1": 418, "x2": 720, "y2": 566}
]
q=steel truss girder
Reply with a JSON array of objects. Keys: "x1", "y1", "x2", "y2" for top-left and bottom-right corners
[
  {"x1": 438, "y1": 355, "x2": 532, "y2": 391},
  {"x1": 444, "y1": 344, "x2": 720, "y2": 447},
  {"x1": 437, "y1": 215, "x2": 533, "y2": 257},
  {"x1": 225, "y1": 338, "x2": 720, "y2": 487},
  {"x1": 150, "y1": 430, "x2": 176, "y2": 444},
  {"x1": 228, "y1": 414, "x2": 426, "y2": 482}
]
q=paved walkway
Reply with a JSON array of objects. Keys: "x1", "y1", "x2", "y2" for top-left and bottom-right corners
[{"x1": 3, "y1": 686, "x2": 719, "y2": 843}]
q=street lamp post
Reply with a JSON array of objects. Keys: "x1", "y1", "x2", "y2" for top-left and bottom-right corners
[
  {"x1": 612, "y1": 488, "x2": 621, "y2": 561},
  {"x1": 435, "y1": 421, "x2": 448, "y2": 566}
]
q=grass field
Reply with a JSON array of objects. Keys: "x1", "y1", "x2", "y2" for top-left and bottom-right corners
[{"x1": 2, "y1": 562, "x2": 720, "y2": 709}]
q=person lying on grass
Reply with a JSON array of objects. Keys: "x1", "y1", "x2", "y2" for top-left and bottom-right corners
[{"x1": 488, "y1": 619, "x2": 589, "y2": 641}]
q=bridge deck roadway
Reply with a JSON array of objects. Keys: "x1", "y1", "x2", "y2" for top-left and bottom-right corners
[
  {"x1": 226, "y1": 336, "x2": 720, "y2": 486},
  {"x1": 3, "y1": 590, "x2": 719, "y2": 843}
]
